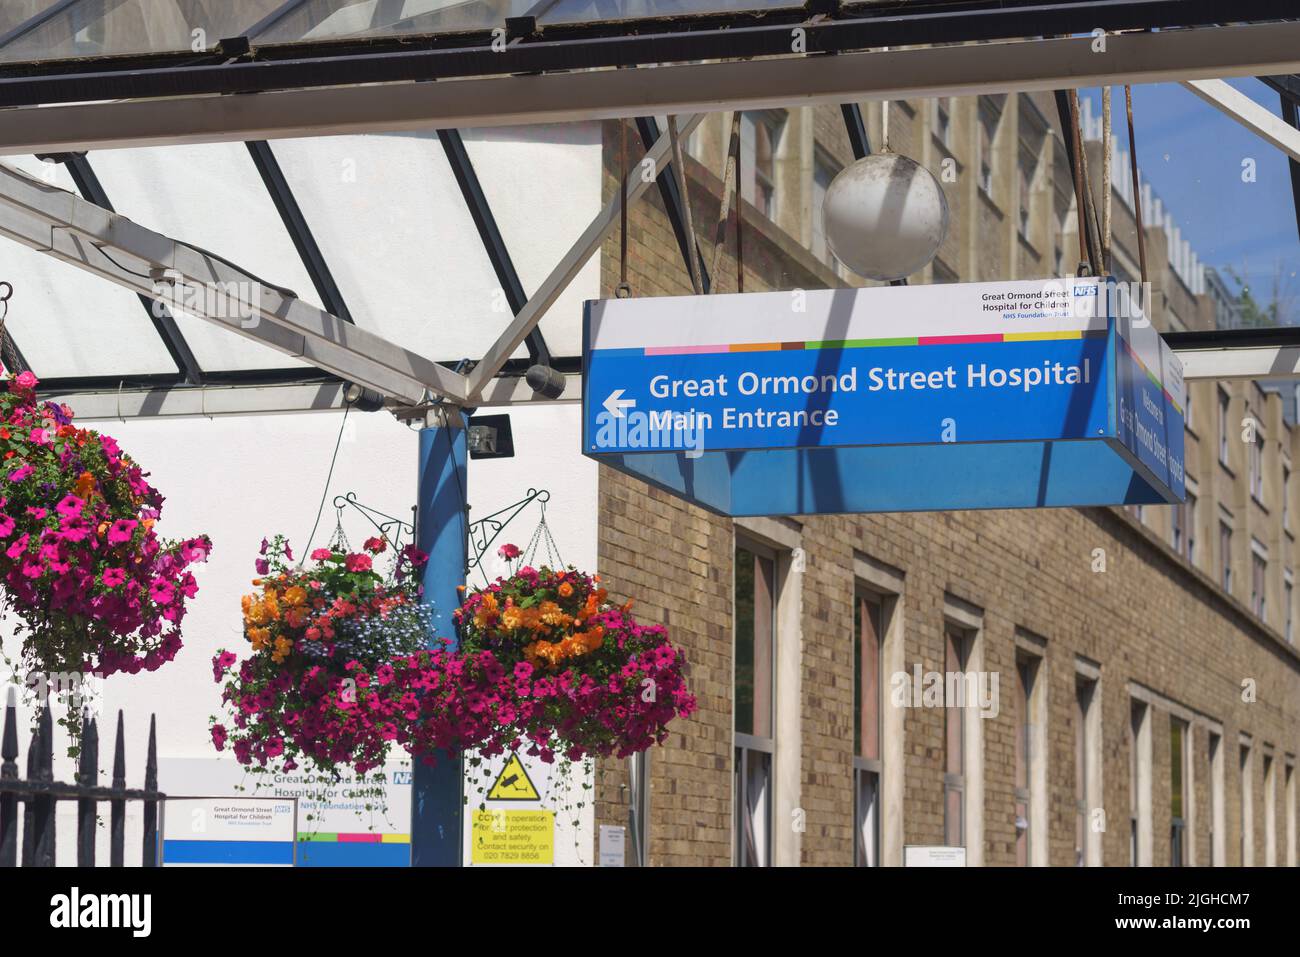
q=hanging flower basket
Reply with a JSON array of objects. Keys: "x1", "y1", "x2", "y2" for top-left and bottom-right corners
[
  {"x1": 0, "y1": 370, "x2": 211, "y2": 728},
  {"x1": 429, "y1": 545, "x2": 697, "y2": 765},
  {"x1": 210, "y1": 535, "x2": 431, "y2": 777}
]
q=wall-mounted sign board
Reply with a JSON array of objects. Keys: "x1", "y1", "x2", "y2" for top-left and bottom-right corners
[{"x1": 582, "y1": 279, "x2": 1184, "y2": 516}]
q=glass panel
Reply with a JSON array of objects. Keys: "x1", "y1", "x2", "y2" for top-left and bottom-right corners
[
  {"x1": 270, "y1": 129, "x2": 585, "y2": 366},
  {"x1": 0, "y1": 156, "x2": 181, "y2": 380},
  {"x1": 254, "y1": 0, "x2": 533, "y2": 44},
  {"x1": 460, "y1": 123, "x2": 603, "y2": 360},
  {"x1": 85, "y1": 142, "x2": 325, "y2": 372},
  {"x1": 0, "y1": 1, "x2": 282, "y2": 63},
  {"x1": 540, "y1": 0, "x2": 800, "y2": 26},
  {"x1": 0, "y1": 1, "x2": 70, "y2": 38}
]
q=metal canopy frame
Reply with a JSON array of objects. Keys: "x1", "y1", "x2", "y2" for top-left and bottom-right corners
[
  {"x1": 6, "y1": 21, "x2": 1300, "y2": 157},
  {"x1": 0, "y1": 0, "x2": 1295, "y2": 110}
]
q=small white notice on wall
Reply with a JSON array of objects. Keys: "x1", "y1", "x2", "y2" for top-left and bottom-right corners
[
  {"x1": 904, "y1": 845, "x2": 967, "y2": 867},
  {"x1": 599, "y1": 825, "x2": 626, "y2": 867}
]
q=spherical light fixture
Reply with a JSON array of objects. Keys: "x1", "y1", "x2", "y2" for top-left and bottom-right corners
[{"x1": 823, "y1": 153, "x2": 949, "y2": 281}]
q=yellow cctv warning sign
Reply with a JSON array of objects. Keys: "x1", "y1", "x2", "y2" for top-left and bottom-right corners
[
  {"x1": 471, "y1": 810, "x2": 555, "y2": 865},
  {"x1": 486, "y1": 753, "x2": 540, "y2": 801}
]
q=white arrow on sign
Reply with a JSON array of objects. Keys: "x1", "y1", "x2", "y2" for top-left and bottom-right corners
[{"x1": 603, "y1": 389, "x2": 636, "y2": 418}]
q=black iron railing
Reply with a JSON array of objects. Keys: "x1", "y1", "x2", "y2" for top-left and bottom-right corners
[{"x1": 0, "y1": 696, "x2": 163, "y2": 867}]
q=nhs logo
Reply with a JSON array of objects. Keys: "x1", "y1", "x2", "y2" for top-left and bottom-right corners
[{"x1": 392, "y1": 771, "x2": 413, "y2": 785}]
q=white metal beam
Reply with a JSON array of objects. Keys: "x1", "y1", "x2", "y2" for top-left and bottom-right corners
[
  {"x1": 2, "y1": 22, "x2": 1299, "y2": 156},
  {"x1": 45, "y1": 381, "x2": 348, "y2": 420},
  {"x1": 1175, "y1": 346, "x2": 1300, "y2": 382},
  {"x1": 0, "y1": 162, "x2": 468, "y2": 405},
  {"x1": 1182, "y1": 78, "x2": 1300, "y2": 163},
  {"x1": 466, "y1": 114, "x2": 703, "y2": 402},
  {"x1": 44, "y1": 371, "x2": 584, "y2": 421}
]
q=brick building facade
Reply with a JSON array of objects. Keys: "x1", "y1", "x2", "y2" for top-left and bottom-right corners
[{"x1": 593, "y1": 96, "x2": 1300, "y2": 867}]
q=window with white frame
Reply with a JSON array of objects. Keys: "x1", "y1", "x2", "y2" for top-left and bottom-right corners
[
  {"x1": 1014, "y1": 646, "x2": 1044, "y2": 866},
  {"x1": 1017, "y1": 142, "x2": 1037, "y2": 239},
  {"x1": 734, "y1": 541, "x2": 776, "y2": 867},
  {"x1": 1218, "y1": 388, "x2": 1231, "y2": 466},
  {"x1": 1170, "y1": 718, "x2": 1190, "y2": 866},
  {"x1": 1075, "y1": 669, "x2": 1101, "y2": 865},
  {"x1": 1208, "y1": 729, "x2": 1225, "y2": 866},
  {"x1": 1264, "y1": 750, "x2": 1277, "y2": 866},
  {"x1": 943, "y1": 627, "x2": 971, "y2": 848},
  {"x1": 1249, "y1": 421, "x2": 1264, "y2": 501},
  {"x1": 1251, "y1": 541, "x2": 1267, "y2": 620},
  {"x1": 1220, "y1": 521, "x2": 1233, "y2": 593},
  {"x1": 934, "y1": 98, "x2": 953, "y2": 150},
  {"x1": 853, "y1": 591, "x2": 883, "y2": 866},
  {"x1": 1285, "y1": 758, "x2": 1297, "y2": 868},
  {"x1": 740, "y1": 111, "x2": 785, "y2": 221},
  {"x1": 1241, "y1": 738, "x2": 1255, "y2": 866},
  {"x1": 977, "y1": 96, "x2": 1002, "y2": 197},
  {"x1": 1286, "y1": 572, "x2": 1294, "y2": 644},
  {"x1": 1129, "y1": 699, "x2": 1152, "y2": 866},
  {"x1": 1284, "y1": 464, "x2": 1291, "y2": 531}
]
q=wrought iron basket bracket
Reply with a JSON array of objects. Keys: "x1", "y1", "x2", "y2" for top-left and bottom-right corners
[
  {"x1": 330, "y1": 491, "x2": 417, "y2": 556},
  {"x1": 466, "y1": 488, "x2": 551, "y2": 583}
]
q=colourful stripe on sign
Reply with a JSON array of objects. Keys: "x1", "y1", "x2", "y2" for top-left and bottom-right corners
[
  {"x1": 604, "y1": 328, "x2": 1105, "y2": 357},
  {"x1": 297, "y1": 831, "x2": 411, "y2": 844},
  {"x1": 644, "y1": 344, "x2": 731, "y2": 356},
  {"x1": 806, "y1": 337, "x2": 918, "y2": 349}
]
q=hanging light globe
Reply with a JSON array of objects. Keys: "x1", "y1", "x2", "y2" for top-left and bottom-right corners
[{"x1": 823, "y1": 153, "x2": 950, "y2": 281}]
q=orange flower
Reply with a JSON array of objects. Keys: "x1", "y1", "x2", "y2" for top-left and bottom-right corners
[
  {"x1": 283, "y1": 585, "x2": 308, "y2": 607},
  {"x1": 558, "y1": 582, "x2": 574, "y2": 598},
  {"x1": 74, "y1": 470, "x2": 96, "y2": 499},
  {"x1": 248, "y1": 627, "x2": 271, "y2": 650}
]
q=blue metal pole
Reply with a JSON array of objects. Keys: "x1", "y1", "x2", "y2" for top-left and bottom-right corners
[{"x1": 412, "y1": 411, "x2": 467, "y2": 866}]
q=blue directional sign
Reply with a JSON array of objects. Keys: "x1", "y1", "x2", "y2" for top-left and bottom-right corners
[{"x1": 582, "y1": 279, "x2": 1185, "y2": 517}]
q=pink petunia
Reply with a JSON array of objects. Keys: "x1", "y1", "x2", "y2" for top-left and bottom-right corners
[
  {"x1": 7, "y1": 465, "x2": 32, "y2": 483},
  {"x1": 0, "y1": 514, "x2": 13, "y2": 538},
  {"x1": 57, "y1": 514, "x2": 91, "y2": 543},
  {"x1": 102, "y1": 567, "x2": 126, "y2": 588},
  {"x1": 5, "y1": 533, "x2": 28, "y2": 559},
  {"x1": 107, "y1": 519, "x2": 137, "y2": 544},
  {"x1": 210, "y1": 724, "x2": 228, "y2": 751},
  {"x1": 149, "y1": 578, "x2": 176, "y2": 606},
  {"x1": 212, "y1": 652, "x2": 237, "y2": 681},
  {"x1": 55, "y1": 494, "x2": 84, "y2": 518}
]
